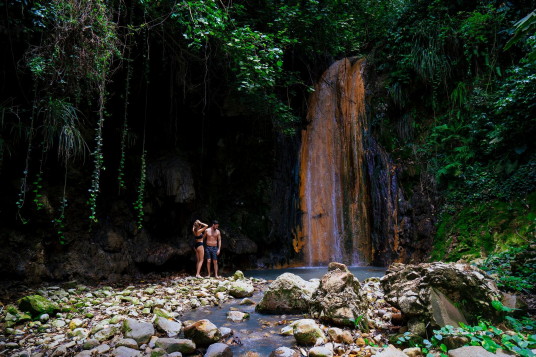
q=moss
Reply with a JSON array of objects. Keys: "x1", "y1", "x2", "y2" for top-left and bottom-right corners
[
  {"x1": 432, "y1": 192, "x2": 536, "y2": 261},
  {"x1": 18, "y1": 295, "x2": 60, "y2": 316}
]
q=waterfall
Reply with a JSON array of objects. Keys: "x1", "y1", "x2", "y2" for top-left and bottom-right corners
[{"x1": 295, "y1": 58, "x2": 373, "y2": 266}]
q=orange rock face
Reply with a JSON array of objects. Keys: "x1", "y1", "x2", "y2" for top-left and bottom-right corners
[{"x1": 295, "y1": 58, "x2": 372, "y2": 266}]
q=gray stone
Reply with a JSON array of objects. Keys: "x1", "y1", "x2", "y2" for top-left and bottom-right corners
[
  {"x1": 93, "y1": 326, "x2": 119, "y2": 341},
  {"x1": 150, "y1": 347, "x2": 167, "y2": 356},
  {"x1": 228, "y1": 280, "x2": 254, "y2": 298},
  {"x1": 154, "y1": 338, "x2": 195, "y2": 354},
  {"x1": 430, "y1": 289, "x2": 468, "y2": 327},
  {"x1": 116, "y1": 338, "x2": 139, "y2": 349},
  {"x1": 168, "y1": 353, "x2": 183, "y2": 357},
  {"x1": 205, "y1": 342, "x2": 233, "y2": 357},
  {"x1": 123, "y1": 318, "x2": 155, "y2": 344},
  {"x1": 74, "y1": 351, "x2": 92, "y2": 357},
  {"x1": 239, "y1": 298, "x2": 256, "y2": 306},
  {"x1": 308, "y1": 346, "x2": 333, "y2": 357},
  {"x1": 292, "y1": 319, "x2": 325, "y2": 346},
  {"x1": 381, "y1": 262, "x2": 502, "y2": 326},
  {"x1": 408, "y1": 319, "x2": 427, "y2": 337},
  {"x1": 226, "y1": 311, "x2": 249, "y2": 322},
  {"x1": 373, "y1": 345, "x2": 408, "y2": 356},
  {"x1": 159, "y1": 338, "x2": 196, "y2": 354},
  {"x1": 82, "y1": 339, "x2": 100, "y2": 350},
  {"x1": 220, "y1": 327, "x2": 233, "y2": 338},
  {"x1": 90, "y1": 344, "x2": 111, "y2": 354},
  {"x1": 310, "y1": 263, "x2": 368, "y2": 327},
  {"x1": 447, "y1": 346, "x2": 512, "y2": 357},
  {"x1": 269, "y1": 347, "x2": 300, "y2": 357},
  {"x1": 183, "y1": 319, "x2": 222, "y2": 347},
  {"x1": 111, "y1": 346, "x2": 142, "y2": 357},
  {"x1": 256, "y1": 273, "x2": 319, "y2": 313},
  {"x1": 154, "y1": 316, "x2": 182, "y2": 337}
]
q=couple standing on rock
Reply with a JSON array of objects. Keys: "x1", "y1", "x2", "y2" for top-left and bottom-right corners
[{"x1": 192, "y1": 220, "x2": 222, "y2": 278}]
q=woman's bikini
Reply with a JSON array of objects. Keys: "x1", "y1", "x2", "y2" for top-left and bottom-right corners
[{"x1": 194, "y1": 232, "x2": 204, "y2": 248}]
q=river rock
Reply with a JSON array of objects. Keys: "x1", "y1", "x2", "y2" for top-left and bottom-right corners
[
  {"x1": 154, "y1": 316, "x2": 182, "y2": 337},
  {"x1": 205, "y1": 342, "x2": 233, "y2": 357},
  {"x1": 326, "y1": 327, "x2": 353, "y2": 344},
  {"x1": 91, "y1": 344, "x2": 111, "y2": 354},
  {"x1": 293, "y1": 319, "x2": 325, "y2": 346},
  {"x1": 228, "y1": 280, "x2": 254, "y2": 298},
  {"x1": 155, "y1": 338, "x2": 195, "y2": 353},
  {"x1": 227, "y1": 311, "x2": 249, "y2": 322},
  {"x1": 122, "y1": 318, "x2": 155, "y2": 344},
  {"x1": 308, "y1": 346, "x2": 333, "y2": 357},
  {"x1": 402, "y1": 347, "x2": 423, "y2": 357},
  {"x1": 447, "y1": 346, "x2": 512, "y2": 357},
  {"x1": 82, "y1": 339, "x2": 100, "y2": 350},
  {"x1": 111, "y1": 346, "x2": 142, "y2": 357},
  {"x1": 220, "y1": 327, "x2": 233, "y2": 338},
  {"x1": 183, "y1": 319, "x2": 222, "y2": 347},
  {"x1": 373, "y1": 345, "x2": 408, "y2": 356},
  {"x1": 18, "y1": 295, "x2": 60, "y2": 316},
  {"x1": 256, "y1": 273, "x2": 319, "y2": 313},
  {"x1": 116, "y1": 338, "x2": 138, "y2": 349},
  {"x1": 381, "y1": 262, "x2": 502, "y2": 326},
  {"x1": 239, "y1": 298, "x2": 255, "y2": 306},
  {"x1": 94, "y1": 326, "x2": 119, "y2": 341},
  {"x1": 269, "y1": 347, "x2": 300, "y2": 357},
  {"x1": 310, "y1": 262, "x2": 368, "y2": 327}
]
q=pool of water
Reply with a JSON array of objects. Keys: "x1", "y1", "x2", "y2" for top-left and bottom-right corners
[
  {"x1": 180, "y1": 290, "x2": 299, "y2": 355},
  {"x1": 179, "y1": 267, "x2": 385, "y2": 355},
  {"x1": 243, "y1": 266, "x2": 386, "y2": 281}
]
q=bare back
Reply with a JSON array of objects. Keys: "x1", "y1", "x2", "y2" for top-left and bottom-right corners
[{"x1": 205, "y1": 227, "x2": 220, "y2": 247}]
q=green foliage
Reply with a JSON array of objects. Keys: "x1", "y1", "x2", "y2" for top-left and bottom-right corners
[
  {"x1": 432, "y1": 193, "x2": 536, "y2": 262},
  {"x1": 397, "y1": 322, "x2": 536, "y2": 357},
  {"x1": 27, "y1": 0, "x2": 119, "y2": 96},
  {"x1": 476, "y1": 246, "x2": 536, "y2": 293}
]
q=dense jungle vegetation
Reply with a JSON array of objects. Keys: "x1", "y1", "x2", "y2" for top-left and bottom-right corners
[{"x1": 0, "y1": 0, "x2": 534, "y2": 272}]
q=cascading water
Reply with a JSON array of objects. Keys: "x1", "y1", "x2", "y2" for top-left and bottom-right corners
[{"x1": 295, "y1": 58, "x2": 373, "y2": 266}]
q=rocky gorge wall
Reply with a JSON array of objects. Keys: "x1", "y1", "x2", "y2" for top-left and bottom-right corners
[{"x1": 0, "y1": 57, "x2": 437, "y2": 283}]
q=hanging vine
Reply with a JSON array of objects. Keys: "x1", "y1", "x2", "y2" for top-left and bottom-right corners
[
  {"x1": 88, "y1": 81, "x2": 106, "y2": 223},
  {"x1": 118, "y1": 50, "x2": 133, "y2": 191}
]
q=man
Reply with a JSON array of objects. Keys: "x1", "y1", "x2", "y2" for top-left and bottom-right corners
[{"x1": 204, "y1": 220, "x2": 221, "y2": 278}]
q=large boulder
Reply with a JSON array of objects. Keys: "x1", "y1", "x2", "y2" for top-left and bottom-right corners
[
  {"x1": 309, "y1": 263, "x2": 368, "y2": 327},
  {"x1": 18, "y1": 295, "x2": 60, "y2": 316},
  {"x1": 183, "y1": 319, "x2": 222, "y2": 347},
  {"x1": 256, "y1": 273, "x2": 319, "y2": 313},
  {"x1": 381, "y1": 262, "x2": 502, "y2": 328}
]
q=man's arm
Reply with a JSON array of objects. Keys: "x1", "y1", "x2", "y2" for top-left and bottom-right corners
[{"x1": 217, "y1": 231, "x2": 221, "y2": 255}]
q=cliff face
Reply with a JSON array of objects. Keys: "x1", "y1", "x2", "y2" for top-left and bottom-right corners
[
  {"x1": 294, "y1": 58, "x2": 436, "y2": 266},
  {"x1": 0, "y1": 57, "x2": 438, "y2": 283}
]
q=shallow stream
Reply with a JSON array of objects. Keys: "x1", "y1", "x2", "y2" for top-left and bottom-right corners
[{"x1": 180, "y1": 267, "x2": 385, "y2": 355}]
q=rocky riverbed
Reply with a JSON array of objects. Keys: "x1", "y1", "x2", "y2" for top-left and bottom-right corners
[{"x1": 0, "y1": 263, "x2": 533, "y2": 357}]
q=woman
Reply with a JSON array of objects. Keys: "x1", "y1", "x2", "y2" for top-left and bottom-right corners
[{"x1": 192, "y1": 219, "x2": 208, "y2": 277}]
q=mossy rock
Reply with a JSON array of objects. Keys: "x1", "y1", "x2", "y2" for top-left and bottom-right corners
[{"x1": 18, "y1": 295, "x2": 60, "y2": 316}]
